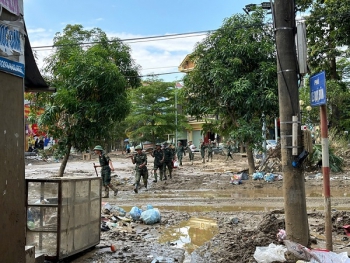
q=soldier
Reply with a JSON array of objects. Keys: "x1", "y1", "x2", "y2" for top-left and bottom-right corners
[
  {"x1": 130, "y1": 145, "x2": 148, "y2": 193},
  {"x1": 207, "y1": 139, "x2": 213, "y2": 162},
  {"x1": 200, "y1": 140, "x2": 207, "y2": 163},
  {"x1": 163, "y1": 143, "x2": 174, "y2": 179},
  {"x1": 93, "y1": 145, "x2": 118, "y2": 198},
  {"x1": 151, "y1": 143, "x2": 164, "y2": 182},
  {"x1": 176, "y1": 141, "x2": 185, "y2": 166},
  {"x1": 226, "y1": 140, "x2": 234, "y2": 161}
]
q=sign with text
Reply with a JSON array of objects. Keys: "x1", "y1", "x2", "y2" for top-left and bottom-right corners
[
  {"x1": 310, "y1": 71, "x2": 326, "y2": 106},
  {"x1": 0, "y1": 20, "x2": 25, "y2": 77}
]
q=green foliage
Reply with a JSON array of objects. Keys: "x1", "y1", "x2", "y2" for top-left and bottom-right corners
[
  {"x1": 183, "y1": 10, "x2": 278, "y2": 149},
  {"x1": 32, "y1": 24, "x2": 140, "y2": 173},
  {"x1": 309, "y1": 144, "x2": 344, "y2": 173},
  {"x1": 125, "y1": 79, "x2": 190, "y2": 143}
]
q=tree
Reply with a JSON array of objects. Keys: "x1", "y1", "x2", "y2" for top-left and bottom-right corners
[
  {"x1": 305, "y1": 0, "x2": 350, "y2": 129},
  {"x1": 125, "y1": 79, "x2": 190, "y2": 144},
  {"x1": 183, "y1": 10, "x2": 278, "y2": 174},
  {"x1": 37, "y1": 24, "x2": 141, "y2": 176}
]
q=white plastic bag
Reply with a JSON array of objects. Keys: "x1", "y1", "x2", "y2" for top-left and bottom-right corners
[
  {"x1": 254, "y1": 243, "x2": 287, "y2": 263},
  {"x1": 173, "y1": 160, "x2": 179, "y2": 168}
]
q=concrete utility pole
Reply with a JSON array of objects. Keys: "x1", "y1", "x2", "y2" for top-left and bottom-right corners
[{"x1": 274, "y1": 0, "x2": 309, "y2": 246}]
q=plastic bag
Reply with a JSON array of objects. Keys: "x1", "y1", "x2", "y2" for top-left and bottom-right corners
[
  {"x1": 253, "y1": 172, "x2": 264, "y2": 180},
  {"x1": 173, "y1": 160, "x2": 179, "y2": 168},
  {"x1": 110, "y1": 206, "x2": 126, "y2": 217},
  {"x1": 130, "y1": 206, "x2": 142, "y2": 221},
  {"x1": 264, "y1": 173, "x2": 275, "y2": 182},
  {"x1": 253, "y1": 243, "x2": 287, "y2": 263},
  {"x1": 140, "y1": 208, "x2": 161, "y2": 225}
]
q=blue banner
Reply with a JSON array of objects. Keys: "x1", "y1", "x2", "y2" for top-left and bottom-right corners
[{"x1": 0, "y1": 56, "x2": 24, "y2": 77}]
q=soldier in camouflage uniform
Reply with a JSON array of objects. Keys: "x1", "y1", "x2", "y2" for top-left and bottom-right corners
[
  {"x1": 176, "y1": 141, "x2": 185, "y2": 166},
  {"x1": 207, "y1": 139, "x2": 213, "y2": 162},
  {"x1": 226, "y1": 140, "x2": 234, "y2": 161},
  {"x1": 150, "y1": 143, "x2": 164, "y2": 182},
  {"x1": 163, "y1": 143, "x2": 174, "y2": 179},
  {"x1": 93, "y1": 145, "x2": 118, "y2": 198},
  {"x1": 130, "y1": 145, "x2": 148, "y2": 193},
  {"x1": 200, "y1": 140, "x2": 207, "y2": 163}
]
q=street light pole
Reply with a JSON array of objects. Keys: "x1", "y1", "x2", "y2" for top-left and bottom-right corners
[{"x1": 175, "y1": 86, "x2": 178, "y2": 144}]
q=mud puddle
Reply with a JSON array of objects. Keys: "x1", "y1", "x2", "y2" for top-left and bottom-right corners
[{"x1": 158, "y1": 217, "x2": 218, "y2": 262}]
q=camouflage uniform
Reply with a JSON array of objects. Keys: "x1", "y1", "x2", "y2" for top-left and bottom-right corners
[
  {"x1": 94, "y1": 145, "x2": 118, "y2": 198},
  {"x1": 207, "y1": 142, "x2": 213, "y2": 162},
  {"x1": 133, "y1": 151, "x2": 148, "y2": 193},
  {"x1": 200, "y1": 142, "x2": 207, "y2": 163},
  {"x1": 152, "y1": 146, "x2": 164, "y2": 182},
  {"x1": 176, "y1": 143, "x2": 185, "y2": 166},
  {"x1": 226, "y1": 142, "x2": 233, "y2": 161},
  {"x1": 98, "y1": 153, "x2": 112, "y2": 186},
  {"x1": 163, "y1": 146, "x2": 174, "y2": 179}
]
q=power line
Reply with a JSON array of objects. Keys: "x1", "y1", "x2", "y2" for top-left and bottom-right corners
[{"x1": 32, "y1": 30, "x2": 214, "y2": 50}]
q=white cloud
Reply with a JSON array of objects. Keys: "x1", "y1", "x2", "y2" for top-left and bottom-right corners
[{"x1": 28, "y1": 29, "x2": 206, "y2": 81}]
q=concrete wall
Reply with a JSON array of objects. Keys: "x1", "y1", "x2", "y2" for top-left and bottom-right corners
[{"x1": 0, "y1": 71, "x2": 25, "y2": 262}]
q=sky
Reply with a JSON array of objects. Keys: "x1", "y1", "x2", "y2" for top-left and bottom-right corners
[{"x1": 23, "y1": 0, "x2": 268, "y2": 82}]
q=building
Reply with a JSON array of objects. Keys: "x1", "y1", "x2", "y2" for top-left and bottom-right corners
[{"x1": 178, "y1": 55, "x2": 219, "y2": 148}]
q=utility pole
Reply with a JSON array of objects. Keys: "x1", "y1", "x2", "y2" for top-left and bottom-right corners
[{"x1": 274, "y1": 0, "x2": 309, "y2": 246}]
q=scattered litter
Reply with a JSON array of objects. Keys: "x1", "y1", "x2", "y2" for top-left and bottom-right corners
[
  {"x1": 276, "y1": 229, "x2": 286, "y2": 242},
  {"x1": 284, "y1": 240, "x2": 350, "y2": 263},
  {"x1": 140, "y1": 207, "x2": 161, "y2": 225},
  {"x1": 253, "y1": 243, "x2": 287, "y2": 263},
  {"x1": 130, "y1": 206, "x2": 143, "y2": 221},
  {"x1": 253, "y1": 172, "x2": 264, "y2": 180}
]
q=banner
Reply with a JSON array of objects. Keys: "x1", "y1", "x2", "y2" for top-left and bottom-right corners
[
  {"x1": 0, "y1": 0, "x2": 19, "y2": 16},
  {"x1": 0, "y1": 19, "x2": 25, "y2": 77}
]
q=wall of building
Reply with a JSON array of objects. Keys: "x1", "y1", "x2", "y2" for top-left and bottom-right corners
[{"x1": 0, "y1": 71, "x2": 25, "y2": 262}]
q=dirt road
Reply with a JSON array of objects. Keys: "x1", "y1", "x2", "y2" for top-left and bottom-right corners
[{"x1": 25, "y1": 151, "x2": 350, "y2": 262}]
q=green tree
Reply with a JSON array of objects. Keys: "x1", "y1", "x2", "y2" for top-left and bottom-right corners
[
  {"x1": 183, "y1": 10, "x2": 278, "y2": 173},
  {"x1": 38, "y1": 24, "x2": 140, "y2": 176},
  {"x1": 305, "y1": 0, "x2": 350, "y2": 129},
  {"x1": 125, "y1": 79, "x2": 190, "y2": 144}
]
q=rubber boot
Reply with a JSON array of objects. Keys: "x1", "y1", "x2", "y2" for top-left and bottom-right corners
[
  {"x1": 109, "y1": 184, "x2": 118, "y2": 196},
  {"x1": 102, "y1": 187, "x2": 109, "y2": 198},
  {"x1": 134, "y1": 183, "x2": 139, "y2": 194},
  {"x1": 153, "y1": 172, "x2": 157, "y2": 183},
  {"x1": 180, "y1": 161, "x2": 182, "y2": 166},
  {"x1": 143, "y1": 178, "x2": 148, "y2": 189},
  {"x1": 169, "y1": 172, "x2": 172, "y2": 179},
  {"x1": 202, "y1": 158, "x2": 205, "y2": 163}
]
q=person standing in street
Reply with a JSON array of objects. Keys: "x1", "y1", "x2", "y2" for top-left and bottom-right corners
[
  {"x1": 186, "y1": 141, "x2": 196, "y2": 165},
  {"x1": 176, "y1": 141, "x2": 185, "y2": 166},
  {"x1": 207, "y1": 139, "x2": 213, "y2": 162},
  {"x1": 225, "y1": 140, "x2": 234, "y2": 161},
  {"x1": 130, "y1": 145, "x2": 148, "y2": 193},
  {"x1": 151, "y1": 143, "x2": 164, "y2": 182},
  {"x1": 163, "y1": 142, "x2": 174, "y2": 179},
  {"x1": 200, "y1": 140, "x2": 207, "y2": 163},
  {"x1": 93, "y1": 145, "x2": 118, "y2": 198}
]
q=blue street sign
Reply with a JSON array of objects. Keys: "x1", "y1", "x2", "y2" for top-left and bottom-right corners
[{"x1": 310, "y1": 71, "x2": 326, "y2": 106}]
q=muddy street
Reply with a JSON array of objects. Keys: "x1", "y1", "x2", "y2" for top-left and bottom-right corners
[{"x1": 25, "y1": 151, "x2": 350, "y2": 262}]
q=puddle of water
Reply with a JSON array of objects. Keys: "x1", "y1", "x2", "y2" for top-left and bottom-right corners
[{"x1": 158, "y1": 217, "x2": 218, "y2": 254}]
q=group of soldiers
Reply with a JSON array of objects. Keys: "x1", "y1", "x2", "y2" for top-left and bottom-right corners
[{"x1": 92, "y1": 139, "x2": 235, "y2": 197}]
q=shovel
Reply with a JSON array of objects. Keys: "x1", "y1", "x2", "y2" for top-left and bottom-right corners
[{"x1": 93, "y1": 163, "x2": 99, "y2": 177}]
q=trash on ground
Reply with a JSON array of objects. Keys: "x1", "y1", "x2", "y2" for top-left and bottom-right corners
[
  {"x1": 130, "y1": 206, "x2": 143, "y2": 221},
  {"x1": 253, "y1": 243, "x2": 287, "y2": 263},
  {"x1": 140, "y1": 207, "x2": 161, "y2": 225},
  {"x1": 284, "y1": 240, "x2": 350, "y2": 263}
]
